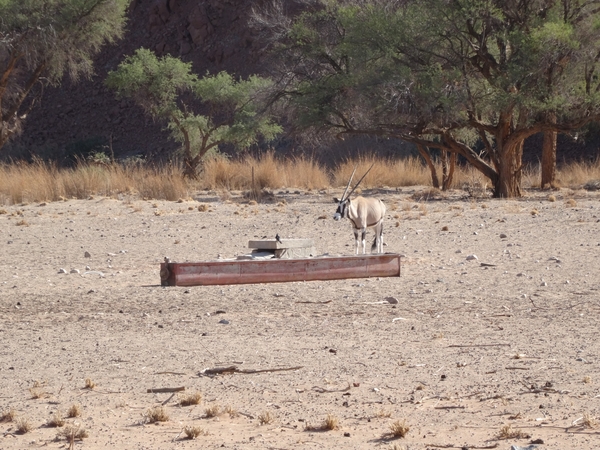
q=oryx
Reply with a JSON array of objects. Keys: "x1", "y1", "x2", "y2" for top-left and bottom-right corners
[{"x1": 333, "y1": 165, "x2": 386, "y2": 254}]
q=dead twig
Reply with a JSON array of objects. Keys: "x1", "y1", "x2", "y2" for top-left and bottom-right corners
[
  {"x1": 200, "y1": 366, "x2": 303, "y2": 376},
  {"x1": 426, "y1": 444, "x2": 498, "y2": 449},
  {"x1": 448, "y1": 344, "x2": 511, "y2": 348},
  {"x1": 295, "y1": 300, "x2": 332, "y2": 304},
  {"x1": 311, "y1": 384, "x2": 351, "y2": 393},
  {"x1": 147, "y1": 387, "x2": 186, "y2": 393}
]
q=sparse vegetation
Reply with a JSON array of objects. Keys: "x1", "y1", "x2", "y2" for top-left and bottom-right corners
[
  {"x1": 57, "y1": 424, "x2": 89, "y2": 448},
  {"x1": 498, "y1": 424, "x2": 528, "y2": 440},
  {"x1": 179, "y1": 391, "x2": 202, "y2": 406},
  {"x1": 47, "y1": 411, "x2": 66, "y2": 427},
  {"x1": 67, "y1": 404, "x2": 82, "y2": 418},
  {"x1": 204, "y1": 404, "x2": 220, "y2": 418},
  {"x1": 258, "y1": 411, "x2": 275, "y2": 425},
  {"x1": 15, "y1": 417, "x2": 33, "y2": 434},
  {"x1": 145, "y1": 406, "x2": 170, "y2": 423},
  {"x1": 84, "y1": 378, "x2": 97, "y2": 389},
  {"x1": 183, "y1": 425, "x2": 205, "y2": 439},
  {"x1": 389, "y1": 419, "x2": 410, "y2": 438},
  {"x1": 0, "y1": 408, "x2": 16, "y2": 422}
]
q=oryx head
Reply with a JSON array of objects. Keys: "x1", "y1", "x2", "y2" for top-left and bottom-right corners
[{"x1": 333, "y1": 164, "x2": 374, "y2": 221}]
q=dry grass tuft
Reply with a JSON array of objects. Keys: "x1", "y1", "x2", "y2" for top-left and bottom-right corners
[
  {"x1": 374, "y1": 408, "x2": 392, "y2": 418},
  {"x1": 223, "y1": 405, "x2": 238, "y2": 418},
  {"x1": 47, "y1": 411, "x2": 66, "y2": 428},
  {"x1": 29, "y1": 387, "x2": 48, "y2": 399},
  {"x1": 566, "y1": 198, "x2": 577, "y2": 207},
  {"x1": 183, "y1": 425, "x2": 205, "y2": 439},
  {"x1": 497, "y1": 424, "x2": 528, "y2": 439},
  {"x1": 204, "y1": 404, "x2": 221, "y2": 418},
  {"x1": 57, "y1": 424, "x2": 89, "y2": 448},
  {"x1": 15, "y1": 219, "x2": 29, "y2": 226},
  {"x1": 583, "y1": 376, "x2": 592, "y2": 384},
  {"x1": 67, "y1": 404, "x2": 82, "y2": 418},
  {"x1": 15, "y1": 417, "x2": 33, "y2": 434},
  {"x1": 145, "y1": 406, "x2": 170, "y2": 423},
  {"x1": 547, "y1": 194, "x2": 556, "y2": 202},
  {"x1": 198, "y1": 203, "x2": 209, "y2": 212},
  {"x1": 258, "y1": 411, "x2": 275, "y2": 425},
  {"x1": 389, "y1": 419, "x2": 410, "y2": 438},
  {"x1": 179, "y1": 391, "x2": 202, "y2": 407},
  {"x1": 324, "y1": 414, "x2": 339, "y2": 430},
  {"x1": 580, "y1": 413, "x2": 598, "y2": 429},
  {"x1": 84, "y1": 378, "x2": 96, "y2": 389},
  {"x1": 0, "y1": 408, "x2": 16, "y2": 422}
]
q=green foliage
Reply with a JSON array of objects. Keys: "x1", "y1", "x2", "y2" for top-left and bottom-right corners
[
  {"x1": 106, "y1": 49, "x2": 282, "y2": 175},
  {"x1": 0, "y1": 0, "x2": 128, "y2": 150},
  {"x1": 266, "y1": 0, "x2": 600, "y2": 196}
]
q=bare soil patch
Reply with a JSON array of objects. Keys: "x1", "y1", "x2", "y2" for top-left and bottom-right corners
[{"x1": 1, "y1": 187, "x2": 600, "y2": 449}]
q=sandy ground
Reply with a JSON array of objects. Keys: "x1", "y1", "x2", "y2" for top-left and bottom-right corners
[{"x1": 1, "y1": 186, "x2": 600, "y2": 450}]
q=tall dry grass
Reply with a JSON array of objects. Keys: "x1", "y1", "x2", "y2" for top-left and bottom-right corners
[
  {"x1": 0, "y1": 161, "x2": 190, "y2": 204},
  {"x1": 1, "y1": 154, "x2": 600, "y2": 205}
]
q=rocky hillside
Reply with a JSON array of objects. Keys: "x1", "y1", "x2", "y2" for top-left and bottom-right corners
[{"x1": 9, "y1": 0, "x2": 281, "y2": 162}]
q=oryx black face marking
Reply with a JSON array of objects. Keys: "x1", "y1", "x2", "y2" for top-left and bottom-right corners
[{"x1": 333, "y1": 165, "x2": 386, "y2": 254}]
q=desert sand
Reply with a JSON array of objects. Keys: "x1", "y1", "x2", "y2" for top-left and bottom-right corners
[{"x1": 1, "y1": 187, "x2": 599, "y2": 449}]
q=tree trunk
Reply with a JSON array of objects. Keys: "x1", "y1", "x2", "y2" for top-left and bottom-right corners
[
  {"x1": 416, "y1": 144, "x2": 439, "y2": 188},
  {"x1": 541, "y1": 113, "x2": 557, "y2": 189},
  {"x1": 494, "y1": 142, "x2": 523, "y2": 198},
  {"x1": 441, "y1": 150, "x2": 456, "y2": 190}
]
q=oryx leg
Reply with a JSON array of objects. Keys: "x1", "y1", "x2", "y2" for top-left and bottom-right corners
[
  {"x1": 353, "y1": 229, "x2": 360, "y2": 254},
  {"x1": 371, "y1": 222, "x2": 384, "y2": 253},
  {"x1": 361, "y1": 229, "x2": 367, "y2": 254}
]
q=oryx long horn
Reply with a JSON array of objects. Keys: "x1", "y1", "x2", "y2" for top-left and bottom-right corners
[
  {"x1": 341, "y1": 165, "x2": 357, "y2": 201},
  {"x1": 346, "y1": 162, "x2": 375, "y2": 198}
]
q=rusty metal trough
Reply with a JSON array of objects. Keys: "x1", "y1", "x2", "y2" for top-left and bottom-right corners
[{"x1": 160, "y1": 253, "x2": 401, "y2": 286}]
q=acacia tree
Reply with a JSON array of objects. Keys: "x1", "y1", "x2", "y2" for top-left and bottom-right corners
[
  {"x1": 105, "y1": 48, "x2": 282, "y2": 178},
  {"x1": 0, "y1": 0, "x2": 129, "y2": 150},
  {"x1": 257, "y1": 0, "x2": 600, "y2": 197}
]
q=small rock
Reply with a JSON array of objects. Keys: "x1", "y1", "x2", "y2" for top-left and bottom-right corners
[
  {"x1": 455, "y1": 249, "x2": 463, "y2": 253},
  {"x1": 58, "y1": 268, "x2": 67, "y2": 274},
  {"x1": 84, "y1": 251, "x2": 91, "y2": 258},
  {"x1": 329, "y1": 348, "x2": 337, "y2": 354},
  {"x1": 466, "y1": 254, "x2": 478, "y2": 261},
  {"x1": 510, "y1": 446, "x2": 538, "y2": 450},
  {"x1": 499, "y1": 233, "x2": 507, "y2": 238},
  {"x1": 218, "y1": 319, "x2": 230, "y2": 325},
  {"x1": 70, "y1": 269, "x2": 80, "y2": 274},
  {"x1": 540, "y1": 281, "x2": 547, "y2": 286},
  {"x1": 384, "y1": 296, "x2": 399, "y2": 304},
  {"x1": 85, "y1": 265, "x2": 91, "y2": 271},
  {"x1": 344, "y1": 432, "x2": 350, "y2": 437}
]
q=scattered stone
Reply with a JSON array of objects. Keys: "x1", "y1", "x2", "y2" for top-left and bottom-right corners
[
  {"x1": 500, "y1": 233, "x2": 507, "y2": 238},
  {"x1": 510, "y1": 446, "x2": 538, "y2": 450},
  {"x1": 215, "y1": 310, "x2": 226, "y2": 314},
  {"x1": 85, "y1": 265, "x2": 91, "y2": 271},
  {"x1": 466, "y1": 254, "x2": 478, "y2": 261},
  {"x1": 58, "y1": 268, "x2": 67, "y2": 274},
  {"x1": 384, "y1": 296, "x2": 399, "y2": 304},
  {"x1": 84, "y1": 251, "x2": 91, "y2": 258},
  {"x1": 540, "y1": 281, "x2": 547, "y2": 286},
  {"x1": 455, "y1": 249, "x2": 463, "y2": 253},
  {"x1": 329, "y1": 348, "x2": 337, "y2": 354},
  {"x1": 218, "y1": 319, "x2": 230, "y2": 325},
  {"x1": 70, "y1": 269, "x2": 80, "y2": 274}
]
